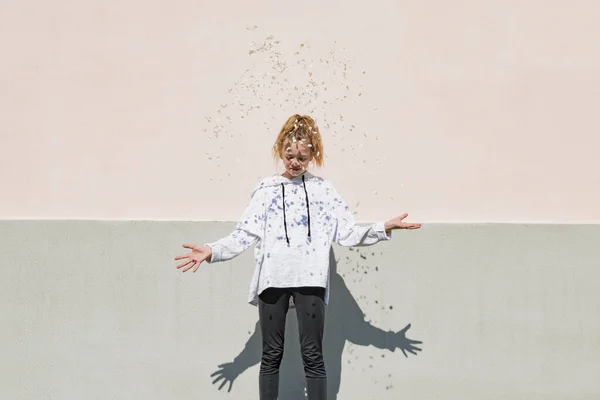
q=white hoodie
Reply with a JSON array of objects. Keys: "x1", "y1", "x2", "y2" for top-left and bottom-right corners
[{"x1": 206, "y1": 172, "x2": 391, "y2": 306}]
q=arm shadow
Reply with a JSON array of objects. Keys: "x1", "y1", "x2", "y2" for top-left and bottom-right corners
[
  {"x1": 323, "y1": 248, "x2": 422, "y2": 398},
  {"x1": 329, "y1": 250, "x2": 423, "y2": 356}
]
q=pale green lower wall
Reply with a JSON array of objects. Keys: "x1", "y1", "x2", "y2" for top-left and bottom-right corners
[{"x1": 1, "y1": 221, "x2": 599, "y2": 399}]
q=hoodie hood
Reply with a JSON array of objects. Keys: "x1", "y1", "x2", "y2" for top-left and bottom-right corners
[{"x1": 251, "y1": 171, "x2": 317, "y2": 196}]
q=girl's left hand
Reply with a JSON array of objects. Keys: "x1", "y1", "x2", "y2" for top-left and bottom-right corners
[
  {"x1": 385, "y1": 213, "x2": 421, "y2": 231},
  {"x1": 174, "y1": 244, "x2": 212, "y2": 273}
]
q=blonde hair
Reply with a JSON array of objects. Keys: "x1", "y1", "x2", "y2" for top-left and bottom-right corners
[{"x1": 272, "y1": 114, "x2": 324, "y2": 167}]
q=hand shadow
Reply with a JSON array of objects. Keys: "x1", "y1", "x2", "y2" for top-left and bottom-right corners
[
  {"x1": 393, "y1": 324, "x2": 423, "y2": 358},
  {"x1": 211, "y1": 362, "x2": 244, "y2": 393},
  {"x1": 210, "y1": 248, "x2": 422, "y2": 399}
]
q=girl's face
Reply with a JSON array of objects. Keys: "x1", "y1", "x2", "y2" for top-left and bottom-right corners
[{"x1": 281, "y1": 140, "x2": 313, "y2": 178}]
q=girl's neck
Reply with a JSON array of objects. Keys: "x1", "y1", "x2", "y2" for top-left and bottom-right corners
[{"x1": 281, "y1": 171, "x2": 307, "y2": 180}]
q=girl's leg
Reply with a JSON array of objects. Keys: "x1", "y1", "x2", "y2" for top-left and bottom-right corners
[
  {"x1": 293, "y1": 287, "x2": 327, "y2": 399},
  {"x1": 258, "y1": 288, "x2": 291, "y2": 400}
]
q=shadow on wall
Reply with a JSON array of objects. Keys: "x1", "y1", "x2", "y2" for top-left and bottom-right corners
[{"x1": 210, "y1": 249, "x2": 422, "y2": 399}]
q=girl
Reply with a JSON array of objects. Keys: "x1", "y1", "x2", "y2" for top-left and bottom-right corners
[{"x1": 175, "y1": 114, "x2": 421, "y2": 400}]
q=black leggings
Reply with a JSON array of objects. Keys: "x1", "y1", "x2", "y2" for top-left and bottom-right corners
[{"x1": 258, "y1": 287, "x2": 327, "y2": 400}]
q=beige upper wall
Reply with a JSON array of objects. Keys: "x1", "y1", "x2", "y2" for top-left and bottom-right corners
[{"x1": 1, "y1": 0, "x2": 599, "y2": 222}]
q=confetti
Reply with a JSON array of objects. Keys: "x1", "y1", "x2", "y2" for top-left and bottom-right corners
[{"x1": 199, "y1": 32, "x2": 378, "y2": 183}]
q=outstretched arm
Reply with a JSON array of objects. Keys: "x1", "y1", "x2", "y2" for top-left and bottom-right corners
[
  {"x1": 175, "y1": 188, "x2": 266, "y2": 272},
  {"x1": 332, "y1": 188, "x2": 390, "y2": 247},
  {"x1": 176, "y1": 226, "x2": 259, "y2": 273},
  {"x1": 335, "y1": 218, "x2": 391, "y2": 247},
  {"x1": 205, "y1": 229, "x2": 259, "y2": 263},
  {"x1": 207, "y1": 188, "x2": 266, "y2": 263},
  {"x1": 331, "y1": 187, "x2": 420, "y2": 247}
]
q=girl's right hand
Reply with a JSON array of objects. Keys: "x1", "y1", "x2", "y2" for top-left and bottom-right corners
[{"x1": 175, "y1": 244, "x2": 212, "y2": 273}]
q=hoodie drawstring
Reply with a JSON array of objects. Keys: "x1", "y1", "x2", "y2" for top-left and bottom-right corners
[
  {"x1": 281, "y1": 175, "x2": 311, "y2": 244},
  {"x1": 302, "y1": 174, "x2": 311, "y2": 238},
  {"x1": 281, "y1": 183, "x2": 290, "y2": 245}
]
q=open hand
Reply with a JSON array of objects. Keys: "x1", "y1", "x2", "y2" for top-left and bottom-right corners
[
  {"x1": 385, "y1": 213, "x2": 421, "y2": 232},
  {"x1": 174, "y1": 244, "x2": 212, "y2": 273}
]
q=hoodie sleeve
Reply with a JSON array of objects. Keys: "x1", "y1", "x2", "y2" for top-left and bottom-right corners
[
  {"x1": 205, "y1": 187, "x2": 266, "y2": 263},
  {"x1": 329, "y1": 184, "x2": 391, "y2": 247}
]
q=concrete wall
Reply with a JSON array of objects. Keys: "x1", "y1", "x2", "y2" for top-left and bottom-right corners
[{"x1": 2, "y1": 221, "x2": 600, "y2": 399}]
